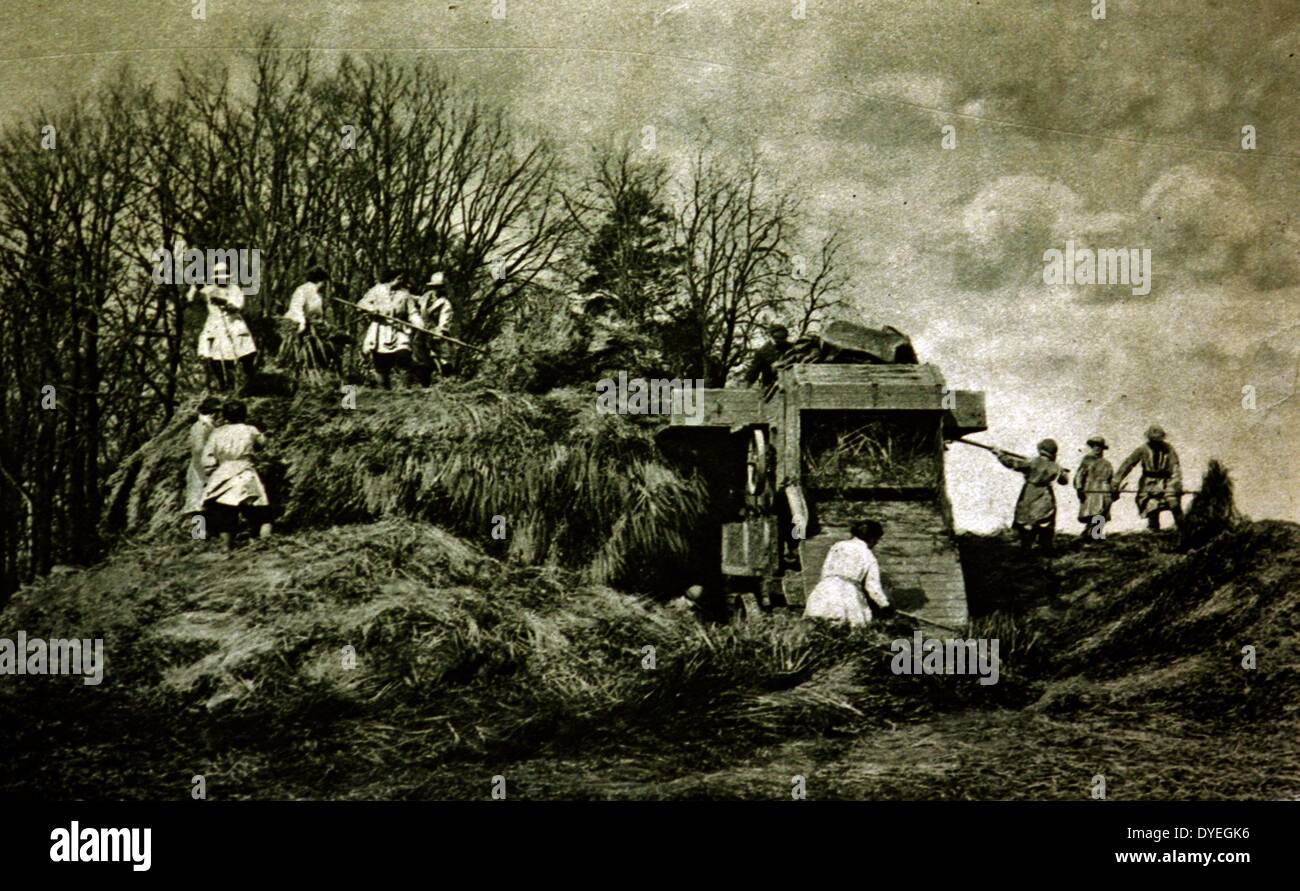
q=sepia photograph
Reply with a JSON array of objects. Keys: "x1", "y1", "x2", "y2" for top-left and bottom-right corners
[{"x1": 0, "y1": 0, "x2": 1294, "y2": 872}]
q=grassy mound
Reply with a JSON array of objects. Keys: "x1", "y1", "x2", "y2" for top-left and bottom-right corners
[
  {"x1": 5, "y1": 515, "x2": 1297, "y2": 799},
  {"x1": 1035, "y1": 521, "x2": 1300, "y2": 723},
  {"x1": 0, "y1": 518, "x2": 1022, "y2": 799},
  {"x1": 961, "y1": 521, "x2": 1300, "y2": 724},
  {"x1": 102, "y1": 383, "x2": 710, "y2": 592}
]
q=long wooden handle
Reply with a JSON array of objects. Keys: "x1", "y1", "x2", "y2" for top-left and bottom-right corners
[
  {"x1": 892, "y1": 608, "x2": 963, "y2": 634},
  {"x1": 1078, "y1": 488, "x2": 1198, "y2": 495},
  {"x1": 955, "y1": 438, "x2": 1026, "y2": 461},
  {"x1": 329, "y1": 294, "x2": 487, "y2": 354}
]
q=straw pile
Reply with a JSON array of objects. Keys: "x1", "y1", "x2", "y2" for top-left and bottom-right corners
[
  {"x1": 3, "y1": 515, "x2": 1296, "y2": 798},
  {"x1": 1180, "y1": 459, "x2": 1244, "y2": 551},
  {"x1": 102, "y1": 383, "x2": 710, "y2": 592},
  {"x1": 801, "y1": 417, "x2": 937, "y2": 489},
  {"x1": 0, "y1": 518, "x2": 1019, "y2": 798}
]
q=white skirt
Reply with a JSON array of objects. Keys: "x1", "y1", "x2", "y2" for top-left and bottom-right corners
[
  {"x1": 804, "y1": 576, "x2": 873, "y2": 626},
  {"x1": 183, "y1": 463, "x2": 208, "y2": 514},
  {"x1": 197, "y1": 312, "x2": 257, "y2": 361},
  {"x1": 203, "y1": 461, "x2": 270, "y2": 507}
]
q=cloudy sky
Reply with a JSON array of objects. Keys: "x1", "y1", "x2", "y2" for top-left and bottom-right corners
[{"x1": 3, "y1": 0, "x2": 1296, "y2": 531}]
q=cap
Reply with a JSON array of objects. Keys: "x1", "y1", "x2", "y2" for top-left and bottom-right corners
[
  {"x1": 426, "y1": 271, "x2": 445, "y2": 287},
  {"x1": 1145, "y1": 425, "x2": 1166, "y2": 441},
  {"x1": 1037, "y1": 438, "x2": 1059, "y2": 457},
  {"x1": 1086, "y1": 435, "x2": 1108, "y2": 449}
]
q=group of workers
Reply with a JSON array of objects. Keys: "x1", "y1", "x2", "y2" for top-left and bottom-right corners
[
  {"x1": 994, "y1": 425, "x2": 1183, "y2": 552},
  {"x1": 355, "y1": 268, "x2": 455, "y2": 389},
  {"x1": 742, "y1": 321, "x2": 1186, "y2": 551},
  {"x1": 185, "y1": 282, "x2": 1188, "y2": 570},
  {"x1": 729, "y1": 320, "x2": 1192, "y2": 629},
  {"x1": 182, "y1": 262, "x2": 456, "y2": 546},
  {"x1": 187, "y1": 263, "x2": 455, "y2": 392},
  {"x1": 796, "y1": 427, "x2": 1184, "y2": 628}
]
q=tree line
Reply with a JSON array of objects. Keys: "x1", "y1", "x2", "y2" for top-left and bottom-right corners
[{"x1": 0, "y1": 30, "x2": 846, "y2": 603}]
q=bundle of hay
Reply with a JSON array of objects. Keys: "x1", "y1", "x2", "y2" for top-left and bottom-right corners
[{"x1": 1180, "y1": 459, "x2": 1243, "y2": 551}]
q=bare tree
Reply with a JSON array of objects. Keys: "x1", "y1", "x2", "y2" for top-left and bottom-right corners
[
  {"x1": 669, "y1": 148, "x2": 796, "y2": 385},
  {"x1": 787, "y1": 231, "x2": 847, "y2": 337},
  {"x1": 311, "y1": 53, "x2": 574, "y2": 355},
  {"x1": 0, "y1": 71, "x2": 155, "y2": 592}
]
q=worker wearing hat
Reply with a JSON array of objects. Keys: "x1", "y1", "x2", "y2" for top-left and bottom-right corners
[
  {"x1": 187, "y1": 260, "x2": 258, "y2": 392},
  {"x1": 411, "y1": 270, "x2": 453, "y2": 387},
  {"x1": 994, "y1": 438, "x2": 1070, "y2": 552},
  {"x1": 743, "y1": 323, "x2": 793, "y2": 391},
  {"x1": 1073, "y1": 435, "x2": 1115, "y2": 540},
  {"x1": 358, "y1": 267, "x2": 425, "y2": 389},
  {"x1": 1116, "y1": 425, "x2": 1183, "y2": 530}
]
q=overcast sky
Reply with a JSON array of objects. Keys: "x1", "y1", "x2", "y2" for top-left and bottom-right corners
[{"x1": 2, "y1": 0, "x2": 1296, "y2": 531}]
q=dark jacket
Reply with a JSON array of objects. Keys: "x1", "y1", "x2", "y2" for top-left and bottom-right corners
[
  {"x1": 744, "y1": 341, "x2": 789, "y2": 389},
  {"x1": 999, "y1": 452, "x2": 1069, "y2": 527}
]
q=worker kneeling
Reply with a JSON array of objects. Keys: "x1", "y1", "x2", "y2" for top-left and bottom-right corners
[{"x1": 804, "y1": 519, "x2": 891, "y2": 626}]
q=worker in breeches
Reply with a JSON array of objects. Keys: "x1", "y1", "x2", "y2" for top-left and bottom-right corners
[
  {"x1": 358, "y1": 267, "x2": 424, "y2": 389},
  {"x1": 1074, "y1": 435, "x2": 1115, "y2": 540},
  {"x1": 188, "y1": 261, "x2": 258, "y2": 391},
  {"x1": 1115, "y1": 425, "x2": 1183, "y2": 530},
  {"x1": 995, "y1": 438, "x2": 1069, "y2": 552},
  {"x1": 410, "y1": 270, "x2": 453, "y2": 387}
]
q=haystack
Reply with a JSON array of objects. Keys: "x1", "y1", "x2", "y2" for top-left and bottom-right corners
[
  {"x1": 102, "y1": 382, "x2": 710, "y2": 592},
  {"x1": 1, "y1": 518, "x2": 1018, "y2": 798},
  {"x1": 1180, "y1": 459, "x2": 1243, "y2": 551}
]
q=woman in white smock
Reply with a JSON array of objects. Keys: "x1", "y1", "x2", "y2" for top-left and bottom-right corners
[
  {"x1": 804, "y1": 519, "x2": 891, "y2": 626},
  {"x1": 201, "y1": 399, "x2": 272, "y2": 549}
]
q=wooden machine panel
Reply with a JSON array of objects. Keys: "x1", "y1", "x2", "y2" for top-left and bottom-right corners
[
  {"x1": 720, "y1": 516, "x2": 777, "y2": 577},
  {"x1": 665, "y1": 388, "x2": 762, "y2": 428}
]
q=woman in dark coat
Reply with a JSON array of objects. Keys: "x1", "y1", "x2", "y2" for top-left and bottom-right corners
[{"x1": 996, "y1": 438, "x2": 1070, "y2": 552}]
